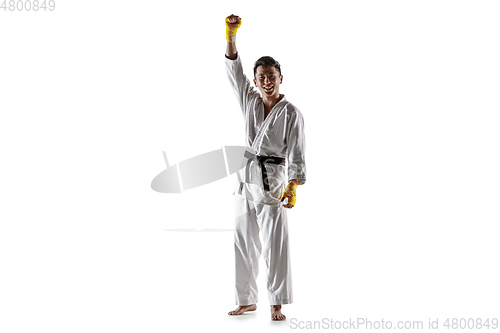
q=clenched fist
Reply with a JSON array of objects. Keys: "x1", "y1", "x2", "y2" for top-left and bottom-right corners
[
  {"x1": 226, "y1": 14, "x2": 242, "y2": 29},
  {"x1": 225, "y1": 14, "x2": 242, "y2": 43},
  {"x1": 281, "y1": 180, "x2": 298, "y2": 208}
]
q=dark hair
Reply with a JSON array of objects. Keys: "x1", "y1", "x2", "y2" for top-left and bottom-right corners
[{"x1": 253, "y1": 56, "x2": 281, "y2": 78}]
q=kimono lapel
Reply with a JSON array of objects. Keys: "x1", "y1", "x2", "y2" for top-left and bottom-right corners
[{"x1": 252, "y1": 97, "x2": 287, "y2": 151}]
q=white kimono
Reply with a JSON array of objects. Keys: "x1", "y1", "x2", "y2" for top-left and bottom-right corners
[
  {"x1": 225, "y1": 53, "x2": 307, "y2": 207},
  {"x1": 226, "y1": 53, "x2": 307, "y2": 306}
]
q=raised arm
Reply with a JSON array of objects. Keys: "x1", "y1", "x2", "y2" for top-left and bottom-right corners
[
  {"x1": 225, "y1": 14, "x2": 241, "y2": 60},
  {"x1": 224, "y1": 14, "x2": 259, "y2": 116}
]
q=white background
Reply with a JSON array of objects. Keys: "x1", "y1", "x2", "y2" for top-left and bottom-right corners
[{"x1": 1, "y1": 0, "x2": 499, "y2": 332}]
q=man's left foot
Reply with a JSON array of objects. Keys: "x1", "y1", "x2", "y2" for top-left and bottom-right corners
[{"x1": 271, "y1": 305, "x2": 286, "y2": 321}]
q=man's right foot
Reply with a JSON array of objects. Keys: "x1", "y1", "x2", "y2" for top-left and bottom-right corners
[{"x1": 228, "y1": 304, "x2": 257, "y2": 315}]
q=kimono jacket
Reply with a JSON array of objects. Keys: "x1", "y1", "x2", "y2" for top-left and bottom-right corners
[{"x1": 225, "y1": 53, "x2": 307, "y2": 206}]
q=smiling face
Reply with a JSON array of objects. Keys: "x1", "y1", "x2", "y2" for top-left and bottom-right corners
[{"x1": 253, "y1": 66, "x2": 283, "y2": 98}]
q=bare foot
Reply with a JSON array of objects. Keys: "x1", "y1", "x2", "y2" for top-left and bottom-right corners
[
  {"x1": 271, "y1": 305, "x2": 286, "y2": 321},
  {"x1": 228, "y1": 304, "x2": 257, "y2": 315}
]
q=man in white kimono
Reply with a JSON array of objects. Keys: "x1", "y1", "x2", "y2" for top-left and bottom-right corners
[{"x1": 225, "y1": 14, "x2": 307, "y2": 321}]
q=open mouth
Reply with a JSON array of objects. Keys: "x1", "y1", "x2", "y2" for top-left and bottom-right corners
[{"x1": 264, "y1": 86, "x2": 273, "y2": 93}]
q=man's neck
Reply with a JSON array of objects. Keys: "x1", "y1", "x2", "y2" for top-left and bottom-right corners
[{"x1": 263, "y1": 94, "x2": 284, "y2": 112}]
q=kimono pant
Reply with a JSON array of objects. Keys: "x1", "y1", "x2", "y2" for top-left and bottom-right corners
[{"x1": 233, "y1": 195, "x2": 293, "y2": 306}]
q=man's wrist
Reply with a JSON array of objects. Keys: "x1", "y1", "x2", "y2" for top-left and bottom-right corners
[{"x1": 226, "y1": 34, "x2": 236, "y2": 43}]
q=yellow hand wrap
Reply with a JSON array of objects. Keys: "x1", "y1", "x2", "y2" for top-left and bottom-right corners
[
  {"x1": 225, "y1": 17, "x2": 242, "y2": 43},
  {"x1": 281, "y1": 182, "x2": 297, "y2": 206}
]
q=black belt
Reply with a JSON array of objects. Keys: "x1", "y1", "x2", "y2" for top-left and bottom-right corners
[{"x1": 244, "y1": 150, "x2": 286, "y2": 191}]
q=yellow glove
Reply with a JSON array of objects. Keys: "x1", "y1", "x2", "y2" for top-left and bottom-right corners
[
  {"x1": 225, "y1": 15, "x2": 242, "y2": 43},
  {"x1": 281, "y1": 182, "x2": 297, "y2": 206}
]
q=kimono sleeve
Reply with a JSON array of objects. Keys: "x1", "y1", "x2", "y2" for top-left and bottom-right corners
[
  {"x1": 225, "y1": 53, "x2": 260, "y2": 117},
  {"x1": 286, "y1": 109, "x2": 307, "y2": 185}
]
